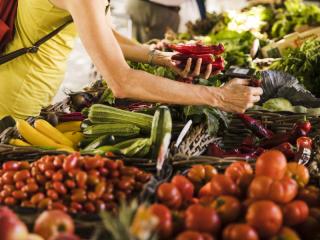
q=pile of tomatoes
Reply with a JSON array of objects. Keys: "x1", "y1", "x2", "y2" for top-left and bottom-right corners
[
  {"x1": 150, "y1": 150, "x2": 320, "y2": 240},
  {"x1": 0, "y1": 153, "x2": 151, "y2": 214}
]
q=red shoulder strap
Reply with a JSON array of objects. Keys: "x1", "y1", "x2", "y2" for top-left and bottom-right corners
[{"x1": 0, "y1": 0, "x2": 18, "y2": 53}]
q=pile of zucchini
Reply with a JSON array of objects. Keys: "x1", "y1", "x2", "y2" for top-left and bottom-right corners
[{"x1": 80, "y1": 104, "x2": 172, "y2": 158}]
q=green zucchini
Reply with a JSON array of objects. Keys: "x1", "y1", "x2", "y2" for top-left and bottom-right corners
[{"x1": 83, "y1": 123, "x2": 140, "y2": 137}]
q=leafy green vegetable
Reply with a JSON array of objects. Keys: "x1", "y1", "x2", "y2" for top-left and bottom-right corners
[
  {"x1": 270, "y1": 40, "x2": 320, "y2": 96},
  {"x1": 128, "y1": 61, "x2": 176, "y2": 80},
  {"x1": 262, "y1": 98, "x2": 294, "y2": 112}
]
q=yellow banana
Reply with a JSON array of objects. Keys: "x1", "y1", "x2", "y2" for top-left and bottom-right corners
[
  {"x1": 34, "y1": 119, "x2": 74, "y2": 147},
  {"x1": 56, "y1": 121, "x2": 82, "y2": 133},
  {"x1": 9, "y1": 138, "x2": 31, "y2": 147},
  {"x1": 16, "y1": 120, "x2": 61, "y2": 147},
  {"x1": 63, "y1": 131, "x2": 84, "y2": 145}
]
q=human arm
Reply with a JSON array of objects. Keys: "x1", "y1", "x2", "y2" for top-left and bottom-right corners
[{"x1": 50, "y1": 0, "x2": 262, "y2": 113}]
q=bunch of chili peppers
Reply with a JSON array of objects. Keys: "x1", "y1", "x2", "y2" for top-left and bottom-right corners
[
  {"x1": 208, "y1": 114, "x2": 313, "y2": 165},
  {"x1": 168, "y1": 42, "x2": 225, "y2": 75}
]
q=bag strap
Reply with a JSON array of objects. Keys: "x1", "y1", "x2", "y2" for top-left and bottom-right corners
[{"x1": 0, "y1": 19, "x2": 73, "y2": 65}]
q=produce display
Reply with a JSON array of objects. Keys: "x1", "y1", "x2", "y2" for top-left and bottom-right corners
[
  {"x1": 0, "y1": 153, "x2": 151, "y2": 214},
  {"x1": 1, "y1": 0, "x2": 320, "y2": 239}
]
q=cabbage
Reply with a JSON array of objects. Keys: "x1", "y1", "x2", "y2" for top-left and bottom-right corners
[{"x1": 262, "y1": 98, "x2": 294, "y2": 112}]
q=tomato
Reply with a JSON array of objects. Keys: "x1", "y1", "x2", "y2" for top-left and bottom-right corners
[
  {"x1": 199, "y1": 182, "x2": 212, "y2": 199},
  {"x1": 270, "y1": 227, "x2": 300, "y2": 240},
  {"x1": 188, "y1": 165, "x2": 206, "y2": 183},
  {"x1": 157, "y1": 183, "x2": 182, "y2": 209},
  {"x1": 203, "y1": 165, "x2": 218, "y2": 182},
  {"x1": 176, "y1": 231, "x2": 210, "y2": 240},
  {"x1": 285, "y1": 162, "x2": 309, "y2": 188},
  {"x1": 210, "y1": 174, "x2": 239, "y2": 197},
  {"x1": 211, "y1": 196, "x2": 241, "y2": 224},
  {"x1": 149, "y1": 204, "x2": 172, "y2": 239},
  {"x1": 185, "y1": 204, "x2": 221, "y2": 234},
  {"x1": 223, "y1": 224, "x2": 259, "y2": 240},
  {"x1": 246, "y1": 200, "x2": 283, "y2": 238},
  {"x1": 255, "y1": 150, "x2": 287, "y2": 180},
  {"x1": 297, "y1": 185, "x2": 320, "y2": 207},
  {"x1": 283, "y1": 200, "x2": 309, "y2": 226},
  {"x1": 248, "y1": 176, "x2": 298, "y2": 204},
  {"x1": 171, "y1": 175, "x2": 195, "y2": 201},
  {"x1": 225, "y1": 161, "x2": 253, "y2": 184}
]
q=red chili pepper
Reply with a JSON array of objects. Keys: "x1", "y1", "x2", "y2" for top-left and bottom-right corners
[
  {"x1": 272, "y1": 142, "x2": 295, "y2": 160},
  {"x1": 59, "y1": 112, "x2": 85, "y2": 122},
  {"x1": 168, "y1": 43, "x2": 225, "y2": 55},
  {"x1": 237, "y1": 114, "x2": 274, "y2": 139},
  {"x1": 208, "y1": 143, "x2": 225, "y2": 157},
  {"x1": 294, "y1": 137, "x2": 312, "y2": 165},
  {"x1": 241, "y1": 135, "x2": 258, "y2": 147},
  {"x1": 172, "y1": 53, "x2": 214, "y2": 64}
]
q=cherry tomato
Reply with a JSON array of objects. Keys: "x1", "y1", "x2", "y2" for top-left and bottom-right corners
[
  {"x1": 246, "y1": 200, "x2": 283, "y2": 238},
  {"x1": 248, "y1": 176, "x2": 298, "y2": 204},
  {"x1": 52, "y1": 171, "x2": 64, "y2": 182},
  {"x1": 283, "y1": 200, "x2": 309, "y2": 226},
  {"x1": 2, "y1": 171, "x2": 15, "y2": 184},
  {"x1": 12, "y1": 190, "x2": 27, "y2": 200},
  {"x1": 31, "y1": 193, "x2": 45, "y2": 205},
  {"x1": 185, "y1": 204, "x2": 221, "y2": 234},
  {"x1": 63, "y1": 155, "x2": 79, "y2": 171},
  {"x1": 171, "y1": 175, "x2": 195, "y2": 201},
  {"x1": 187, "y1": 165, "x2": 206, "y2": 183},
  {"x1": 210, "y1": 174, "x2": 239, "y2": 197},
  {"x1": 2, "y1": 161, "x2": 20, "y2": 171},
  {"x1": 255, "y1": 150, "x2": 287, "y2": 180},
  {"x1": 286, "y1": 162, "x2": 309, "y2": 188},
  {"x1": 53, "y1": 181, "x2": 67, "y2": 195},
  {"x1": 157, "y1": 183, "x2": 182, "y2": 209},
  {"x1": 223, "y1": 224, "x2": 259, "y2": 240},
  {"x1": 149, "y1": 204, "x2": 172, "y2": 239},
  {"x1": 76, "y1": 171, "x2": 88, "y2": 188},
  {"x1": 95, "y1": 182, "x2": 106, "y2": 198},
  {"x1": 297, "y1": 186, "x2": 320, "y2": 207},
  {"x1": 211, "y1": 195, "x2": 241, "y2": 224}
]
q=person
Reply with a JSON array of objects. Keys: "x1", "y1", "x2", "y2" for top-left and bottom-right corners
[
  {"x1": 0, "y1": 0, "x2": 262, "y2": 120},
  {"x1": 125, "y1": 0, "x2": 185, "y2": 43}
]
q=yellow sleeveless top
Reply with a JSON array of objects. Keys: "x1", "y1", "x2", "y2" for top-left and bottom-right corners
[{"x1": 0, "y1": 0, "x2": 77, "y2": 119}]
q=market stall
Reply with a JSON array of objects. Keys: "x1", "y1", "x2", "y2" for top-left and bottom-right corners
[{"x1": 1, "y1": 0, "x2": 320, "y2": 239}]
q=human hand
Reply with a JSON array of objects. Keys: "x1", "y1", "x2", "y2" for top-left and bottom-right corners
[
  {"x1": 154, "y1": 51, "x2": 214, "y2": 79},
  {"x1": 214, "y1": 78, "x2": 263, "y2": 113}
]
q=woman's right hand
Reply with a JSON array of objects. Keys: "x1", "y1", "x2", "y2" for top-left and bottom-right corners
[{"x1": 214, "y1": 78, "x2": 263, "y2": 113}]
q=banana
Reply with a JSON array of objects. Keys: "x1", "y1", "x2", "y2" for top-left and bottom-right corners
[
  {"x1": 34, "y1": 119, "x2": 74, "y2": 147},
  {"x1": 9, "y1": 138, "x2": 31, "y2": 147},
  {"x1": 63, "y1": 131, "x2": 84, "y2": 145},
  {"x1": 16, "y1": 119, "x2": 61, "y2": 147},
  {"x1": 56, "y1": 121, "x2": 82, "y2": 133}
]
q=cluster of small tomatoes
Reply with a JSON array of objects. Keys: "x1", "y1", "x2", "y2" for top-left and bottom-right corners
[{"x1": 147, "y1": 149, "x2": 320, "y2": 240}]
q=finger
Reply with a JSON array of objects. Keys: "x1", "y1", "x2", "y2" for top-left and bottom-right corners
[
  {"x1": 250, "y1": 95, "x2": 261, "y2": 103},
  {"x1": 250, "y1": 87, "x2": 263, "y2": 96},
  {"x1": 192, "y1": 58, "x2": 202, "y2": 77},
  {"x1": 182, "y1": 58, "x2": 192, "y2": 77},
  {"x1": 203, "y1": 64, "x2": 213, "y2": 79},
  {"x1": 229, "y1": 78, "x2": 250, "y2": 86}
]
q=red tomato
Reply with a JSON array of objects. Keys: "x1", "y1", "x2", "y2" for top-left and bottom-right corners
[
  {"x1": 270, "y1": 227, "x2": 300, "y2": 240},
  {"x1": 203, "y1": 165, "x2": 218, "y2": 182},
  {"x1": 255, "y1": 150, "x2": 287, "y2": 180},
  {"x1": 225, "y1": 161, "x2": 253, "y2": 183},
  {"x1": 210, "y1": 175, "x2": 239, "y2": 197},
  {"x1": 172, "y1": 175, "x2": 195, "y2": 201},
  {"x1": 199, "y1": 182, "x2": 212, "y2": 199},
  {"x1": 246, "y1": 200, "x2": 283, "y2": 238},
  {"x1": 188, "y1": 165, "x2": 206, "y2": 183},
  {"x1": 297, "y1": 186, "x2": 320, "y2": 207},
  {"x1": 248, "y1": 176, "x2": 298, "y2": 204},
  {"x1": 185, "y1": 204, "x2": 221, "y2": 234},
  {"x1": 223, "y1": 224, "x2": 259, "y2": 240},
  {"x1": 149, "y1": 204, "x2": 172, "y2": 239},
  {"x1": 283, "y1": 200, "x2": 309, "y2": 226},
  {"x1": 285, "y1": 162, "x2": 309, "y2": 188},
  {"x1": 176, "y1": 231, "x2": 214, "y2": 240},
  {"x1": 157, "y1": 183, "x2": 182, "y2": 209},
  {"x1": 211, "y1": 196, "x2": 241, "y2": 224}
]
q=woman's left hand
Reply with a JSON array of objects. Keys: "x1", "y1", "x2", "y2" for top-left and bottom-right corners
[{"x1": 152, "y1": 51, "x2": 214, "y2": 79}]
